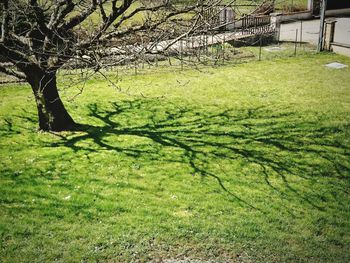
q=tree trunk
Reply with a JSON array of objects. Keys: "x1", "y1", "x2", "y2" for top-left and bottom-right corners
[{"x1": 28, "y1": 71, "x2": 75, "y2": 131}]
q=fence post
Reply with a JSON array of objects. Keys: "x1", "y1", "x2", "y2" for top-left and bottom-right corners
[
  {"x1": 300, "y1": 20, "x2": 303, "y2": 47},
  {"x1": 324, "y1": 19, "x2": 337, "y2": 51},
  {"x1": 294, "y1": 28, "x2": 298, "y2": 56},
  {"x1": 134, "y1": 58, "x2": 137, "y2": 75},
  {"x1": 180, "y1": 39, "x2": 184, "y2": 70},
  {"x1": 259, "y1": 36, "x2": 262, "y2": 61},
  {"x1": 186, "y1": 34, "x2": 190, "y2": 62},
  {"x1": 205, "y1": 34, "x2": 208, "y2": 62},
  {"x1": 233, "y1": 38, "x2": 235, "y2": 58},
  {"x1": 197, "y1": 35, "x2": 201, "y2": 62},
  {"x1": 270, "y1": 13, "x2": 282, "y2": 43},
  {"x1": 211, "y1": 33, "x2": 215, "y2": 60},
  {"x1": 222, "y1": 34, "x2": 225, "y2": 64}
]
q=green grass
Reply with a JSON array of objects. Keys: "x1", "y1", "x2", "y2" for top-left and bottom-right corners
[{"x1": 1, "y1": 52, "x2": 350, "y2": 262}]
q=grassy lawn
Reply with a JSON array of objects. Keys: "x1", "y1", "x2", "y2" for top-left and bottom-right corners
[{"x1": 0, "y1": 52, "x2": 350, "y2": 262}]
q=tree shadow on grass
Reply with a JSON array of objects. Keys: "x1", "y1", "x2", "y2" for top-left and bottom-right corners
[{"x1": 46, "y1": 98, "x2": 350, "y2": 213}]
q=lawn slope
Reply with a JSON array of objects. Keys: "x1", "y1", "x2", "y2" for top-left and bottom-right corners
[{"x1": 0, "y1": 53, "x2": 349, "y2": 262}]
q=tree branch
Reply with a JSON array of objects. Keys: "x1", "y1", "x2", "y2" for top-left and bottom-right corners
[
  {"x1": 48, "y1": 0, "x2": 73, "y2": 29},
  {"x1": 112, "y1": 1, "x2": 170, "y2": 30},
  {"x1": 0, "y1": 0, "x2": 9, "y2": 42},
  {"x1": 61, "y1": 0, "x2": 98, "y2": 30},
  {"x1": 98, "y1": 0, "x2": 108, "y2": 23},
  {"x1": 103, "y1": 4, "x2": 198, "y2": 40},
  {"x1": 29, "y1": 0, "x2": 52, "y2": 36},
  {"x1": 0, "y1": 62, "x2": 26, "y2": 80}
]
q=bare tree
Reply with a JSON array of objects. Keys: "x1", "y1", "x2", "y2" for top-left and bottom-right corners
[{"x1": 0, "y1": 0, "x2": 222, "y2": 131}]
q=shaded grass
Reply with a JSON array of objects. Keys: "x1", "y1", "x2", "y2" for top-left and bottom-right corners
[{"x1": 0, "y1": 52, "x2": 350, "y2": 262}]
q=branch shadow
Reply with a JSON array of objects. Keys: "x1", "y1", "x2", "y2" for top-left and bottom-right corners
[{"x1": 45, "y1": 98, "x2": 350, "y2": 213}]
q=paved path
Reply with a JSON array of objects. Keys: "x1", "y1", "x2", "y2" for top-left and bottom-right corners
[
  {"x1": 108, "y1": 28, "x2": 273, "y2": 56},
  {"x1": 153, "y1": 29, "x2": 273, "y2": 53},
  {"x1": 156, "y1": 17, "x2": 350, "y2": 53}
]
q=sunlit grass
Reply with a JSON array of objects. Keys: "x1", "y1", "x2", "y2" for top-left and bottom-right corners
[{"x1": 0, "y1": 52, "x2": 349, "y2": 262}]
